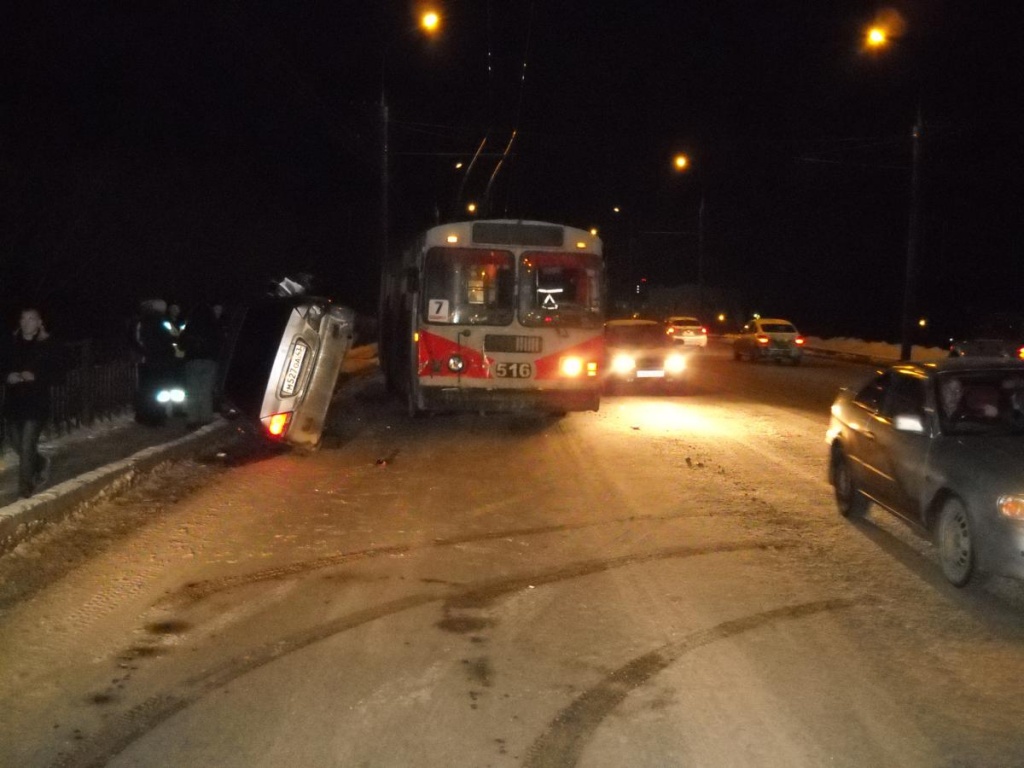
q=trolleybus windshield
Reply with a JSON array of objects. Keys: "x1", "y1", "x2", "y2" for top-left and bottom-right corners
[
  {"x1": 519, "y1": 251, "x2": 602, "y2": 328},
  {"x1": 422, "y1": 247, "x2": 515, "y2": 325}
]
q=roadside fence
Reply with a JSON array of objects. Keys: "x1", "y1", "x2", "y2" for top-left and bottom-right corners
[{"x1": 0, "y1": 339, "x2": 138, "y2": 446}]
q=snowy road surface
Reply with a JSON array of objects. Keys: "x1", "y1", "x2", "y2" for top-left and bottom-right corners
[{"x1": 2, "y1": 345, "x2": 1024, "y2": 767}]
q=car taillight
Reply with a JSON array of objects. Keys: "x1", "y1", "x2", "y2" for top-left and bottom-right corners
[
  {"x1": 756, "y1": 334, "x2": 770, "y2": 345},
  {"x1": 700, "y1": 327, "x2": 707, "y2": 335},
  {"x1": 264, "y1": 412, "x2": 292, "y2": 439},
  {"x1": 795, "y1": 337, "x2": 806, "y2": 346},
  {"x1": 1017, "y1": 346, "x2": 1024, "y2": 361}
]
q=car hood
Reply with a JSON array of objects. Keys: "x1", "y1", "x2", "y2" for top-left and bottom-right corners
[{"x1": 606, "y1": 342, "x2": 676, "y2": 353}]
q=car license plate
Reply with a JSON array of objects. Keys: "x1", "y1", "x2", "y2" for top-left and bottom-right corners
[
  {"x1": 636, "y1": 370, "x2": 664, "y2": 378},
  {"x1": 281, "y1": 339, "x2": 309, "y2": 396}
]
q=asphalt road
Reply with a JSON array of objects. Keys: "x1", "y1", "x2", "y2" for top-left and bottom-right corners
[{"x1": 3, "y1": 343, "x2": 1024, "y2": 767}]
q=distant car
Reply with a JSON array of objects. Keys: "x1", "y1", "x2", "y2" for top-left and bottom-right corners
[
  {"x1": 221, "y1": 293, "x2": 355, "y2": 451},
  {"x1": 733, "y1": 317, "x2": 804, "y2": 364},
  {"x1": 826, "y1": 358, "x2": 1024, "y2": 586},
  {"x1": 949, "y1": 313, "x2": 1024, "y2": 360},
  {"x1": 665, "y1": 316, "x2": 708, "y2": 348},
  {"x1": 604, "y1": 319, "x2": 688, "y2": 389}
]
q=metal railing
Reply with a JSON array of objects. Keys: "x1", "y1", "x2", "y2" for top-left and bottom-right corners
[{"x1": 1, "y1": 341, "x2": 138, "y2": 444}]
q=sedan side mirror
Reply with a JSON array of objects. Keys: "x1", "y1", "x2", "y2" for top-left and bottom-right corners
[{"x1": 894, "y1": 413, "x2": 926, "y2": 434}]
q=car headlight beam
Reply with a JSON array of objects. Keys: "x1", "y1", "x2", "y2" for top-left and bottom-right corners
[
  {"x1": 664, "y1": 353, "x2": 686, "y2": 375},
  {"x1": 611, "y1": 354, "x2": 636, "y2": 375}
]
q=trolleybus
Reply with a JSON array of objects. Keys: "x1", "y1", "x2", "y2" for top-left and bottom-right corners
[{"x1": 378, "y1": 219, "x2": 605, "y2": 415}]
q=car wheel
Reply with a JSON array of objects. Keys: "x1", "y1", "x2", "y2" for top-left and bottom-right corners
[
  {"x1": 936, "y1": 498, "x2": 977, "y2": 587},
  {"x1": 791, "y1": 356, "x2": 802, "y2": 366},
  {"x1": 833, "y1": 449, "x2": 869, "y2": 518}
]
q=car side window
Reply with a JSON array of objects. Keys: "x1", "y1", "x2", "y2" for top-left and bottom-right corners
[
  {"x1": 881, "y1": 373, "x2": 926, "y2": 419},
  {"x1": 853, "y1": 372, "x2": 891, "y2": 412}
]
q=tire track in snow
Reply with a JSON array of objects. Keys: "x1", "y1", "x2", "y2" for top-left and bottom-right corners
[
  {"x1": 523, "y1": 597, "x2": 870, "y2": 768},
  {"x1": 50, "y1": 539, "x2": 798, "y2": 768}
]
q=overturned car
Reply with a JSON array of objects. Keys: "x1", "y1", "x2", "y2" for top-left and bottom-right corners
[{"x1": 220, "y1": 280, "x2": 355, "y2": 451}]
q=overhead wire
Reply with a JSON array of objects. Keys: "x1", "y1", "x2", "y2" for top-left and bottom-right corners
[{"x1": 494, "y1": 0, "x2": 535, "y2": 217}]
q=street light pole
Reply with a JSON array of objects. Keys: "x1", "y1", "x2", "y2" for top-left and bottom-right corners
[
  {"x1": 379, "y1": 10, "x2": 441, "y2": 268},
  {"x1": 380, "y1": 90, "x2": 390, "y2": 270},
  {"x1": 673, "y1": 153, "x2": 707, "y2": 319},
  {"x1": 899, "y1": 108, "x2": 923, "y2": 361}
]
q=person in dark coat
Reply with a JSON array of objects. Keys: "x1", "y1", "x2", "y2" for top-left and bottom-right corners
[
  {"x1": 2, "y1": 307, "x2": 56, "y2": 498},
  {"x1": 179, "y1": 303, "x2": 221, "y2": 427}
]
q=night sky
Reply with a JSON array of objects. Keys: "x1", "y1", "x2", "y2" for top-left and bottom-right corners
[{"x1": 3, "y1": 2, "x2": 1022, "y2": 342}]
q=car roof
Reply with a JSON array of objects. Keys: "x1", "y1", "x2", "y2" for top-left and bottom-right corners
[
  {"x1": 891, "y1": 358, "x2": 1024, "y2": 375},
  {"x1": 667, "y1": 316, "x2": 699, "y2": 322},
  {"x1": 753, "y1": 317, "x2": 794, "y2": 325}
]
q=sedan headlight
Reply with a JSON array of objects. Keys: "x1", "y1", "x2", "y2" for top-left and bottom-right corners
[
  {"x1": 998, "y1": 495, "x2": 1024, "y2": 520},
  {"x1": 611, "y1": 354, "x2": 636, "y2": 375},
  {"x1": 664, "y1": 353, "x2": 686, "y2": 375}
]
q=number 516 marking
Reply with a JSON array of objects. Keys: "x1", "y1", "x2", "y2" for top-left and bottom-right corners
[{"x1": 495, "y1": 362, "x2": 532, "y2": 379}]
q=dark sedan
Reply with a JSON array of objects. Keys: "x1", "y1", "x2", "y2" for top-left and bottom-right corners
[
  {"x1": 604, "y1": 319, "x2": 688, "y2": 390},
  {"x1": 827, "y1": 358, "x2": 1024, "y2": 586}
]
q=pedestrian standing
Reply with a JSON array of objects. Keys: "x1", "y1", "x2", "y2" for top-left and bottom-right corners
[
  {"x1": 179, "y1": 303, "x2": 220, "y2": 427},
  {"x1": 1, "y1": 308, "x2": 56, "y2": 498}
]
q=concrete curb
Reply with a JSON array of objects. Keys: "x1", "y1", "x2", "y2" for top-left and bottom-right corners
[
  {"x1": 0, "y1": 419, "x2": 235, "y2": 554},
  {"x1": 0, "y1": 346, "x2": 380, "y2": 555}
]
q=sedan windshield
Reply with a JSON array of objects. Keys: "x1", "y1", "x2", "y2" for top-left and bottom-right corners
[{"x1": 606, "y1": 324, "x2": 669, "y2": 348}]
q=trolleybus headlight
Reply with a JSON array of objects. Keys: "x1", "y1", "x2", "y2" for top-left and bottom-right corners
[
  {"x1": 611, "y1": 354, "x2": 636, "y2": 375},
  {"x1": 559, "y1": 356, "x2": 584, "y2": 377},
  {"x1": 664, "y1": 353, "x2": 686, "y2": 375},
  {"x1": 447, "y1": 354, "x2": 466, "y2": 373},
  {"x1": 263, "y1": 412, "x2": 293, "y2": 439}
]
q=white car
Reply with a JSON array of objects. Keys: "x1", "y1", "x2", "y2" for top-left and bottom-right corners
[
  {"x1": 665, "y1": 316, "x2": 708, "y2": 348},
  {"x1": 221, "y1": 294, "x2": 355, "y2": 450},
  {"x1": 733, "y1": 317, "x2": 804, "y2": 364}
]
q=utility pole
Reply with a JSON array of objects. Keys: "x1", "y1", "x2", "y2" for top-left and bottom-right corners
[
  {"x1": 380, "y1": 94, "x2": 389, "y2": 269},
  {"x1": 899, "y1": 108, "x2": 923, "y2": 361},
  {"x1": 697, "y1": 194, "x2": 706, "y2": 321}
]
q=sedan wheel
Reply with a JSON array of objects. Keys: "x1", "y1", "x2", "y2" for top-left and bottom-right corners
[
  {"x1": 936, "y1": 498, "x2": 976, "y2": 587},
  {"x1": 833, "y1": 450, "x2": 868, "y2": 518}
]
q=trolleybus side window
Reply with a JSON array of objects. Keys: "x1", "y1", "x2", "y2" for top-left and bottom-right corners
[
  {"x1": 422, "y1": 247, "x2": 514, "y2": 326},
  {"x1": 519, "y1": 252, "x2": 602, "y2": 328}
]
